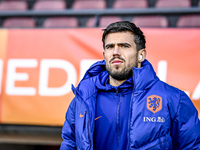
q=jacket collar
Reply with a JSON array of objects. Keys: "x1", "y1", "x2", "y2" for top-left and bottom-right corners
[
  {"x1": 132, "y1": 59, "x2": 159, "y2": 91},
  {"x1": 80, "y1": 59, "x2": 159, "y2": 92},
  {"x1": 74, "y1": 59, "x2": 159, "y2": 103}
]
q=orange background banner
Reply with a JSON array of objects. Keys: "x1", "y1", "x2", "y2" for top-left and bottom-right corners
[{"x1": 0, "y1": 28, "x2": 199, "y2": 126}]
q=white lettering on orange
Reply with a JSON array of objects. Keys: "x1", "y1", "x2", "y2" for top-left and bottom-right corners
[
  {"x1": 38, "y1": 59, "x2": 77, "y2": 96},
  {"x1": 192, "y1": 81, "x2": 200, "y2": 100},
  {"x1": 6, "y1": 59, "x2": 37, "y2": 95},
  {"x1": 157, "y1": 60, "x2": 167, "y2": 82}
]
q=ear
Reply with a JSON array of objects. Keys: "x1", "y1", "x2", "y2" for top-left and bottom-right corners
[
  {"x1": 138, "y1": 49, "x2": 146, "y2": 62},
  {"x1": 137, "y1": 49, "x2": 146, "y2": 68},
  {"x1": 103, "y1": 51, "x2": 105, "y2": 59}
]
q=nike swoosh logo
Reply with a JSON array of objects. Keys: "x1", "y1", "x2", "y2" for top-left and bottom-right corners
[
  {"x1": 79, "y1": 112, "x2": 86, "y2": 118},
  {"x1": 95, "y1": 116, "x2": 102, "y2": 121}
]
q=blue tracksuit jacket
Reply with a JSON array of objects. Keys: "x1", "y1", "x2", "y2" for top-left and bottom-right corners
[{"x1": 60, "y1": 59, "x2": 200, "y2": 150}]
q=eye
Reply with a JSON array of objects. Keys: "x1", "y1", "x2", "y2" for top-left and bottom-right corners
[
  {"x1": 121, "y1": 44, "x2": 130, "y2": 48},
  {"x1": 106, "y1": 45, "x2": 114, "y2": 49},
  {"x1": 122, "y1": 45, "x2": 129, "y2": 48}
]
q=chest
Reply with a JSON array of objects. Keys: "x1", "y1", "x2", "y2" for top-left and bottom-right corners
[{"x1": 95, "y1": 91, "x2": 132, "y2": 124}]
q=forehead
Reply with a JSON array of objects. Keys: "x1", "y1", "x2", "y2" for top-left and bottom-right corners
[{"x1": 105, "y1": 31, "x2": 134, "y2": 44}]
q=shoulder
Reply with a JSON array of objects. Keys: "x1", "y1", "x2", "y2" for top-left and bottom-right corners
[
  {"x1": 150, "y1": 80, "x2": 182, "y2": 100},
  {"x1": 149, "y1": 81, "x2": 184, "y2": 118},
  {"x1": 74, "y1": 76, "x2": 99, "y2": 101}
]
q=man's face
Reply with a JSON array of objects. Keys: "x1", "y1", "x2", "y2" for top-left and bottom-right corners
[{"x1": 103, "y1": 31, "x2": 139, "y2": 81}]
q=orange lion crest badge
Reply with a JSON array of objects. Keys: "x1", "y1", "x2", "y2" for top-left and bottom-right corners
[{"x1": 147, "y1": 95, "x2": 162, "y2": 113}]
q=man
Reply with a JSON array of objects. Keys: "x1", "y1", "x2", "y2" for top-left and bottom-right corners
[{"x1": 60, "y1": 21, "x2": 200, "y2": 150}]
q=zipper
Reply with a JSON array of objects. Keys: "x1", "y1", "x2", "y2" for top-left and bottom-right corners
[
  {"x1": 127, "y1": 92, "x2": 134, "y2": 149},
  {"x1": 127, "y1": 74, "x2": 135, "y2": 150},
  {"x1": 117, "y1": 91, "x2": 121, "y2": 150},
  {"x1": 87, "y1": 118, "x2": 92, "y2": 150}
]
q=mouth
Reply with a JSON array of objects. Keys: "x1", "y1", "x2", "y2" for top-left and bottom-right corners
[{"x1": 111, "y1": 59, "x2": 123, "y2": 65}]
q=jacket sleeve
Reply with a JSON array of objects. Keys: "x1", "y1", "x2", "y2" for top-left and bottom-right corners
[
  {"x1": 60, "y1": 98, "x2": 77, "y2": 150},
  {"x1": 171, "y1": 91, "x2": 200, "y2": 149}
]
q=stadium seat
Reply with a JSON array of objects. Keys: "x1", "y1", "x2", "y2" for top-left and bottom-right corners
[
  {"x1": 132, "y1": 16, "x2": 168, "y2": 28},
  {"x1": 86, "y1": 16, "x2": 122, "y2": 27},
  {"x1": 99, "y1": 16, "x2": 122, "y2": 27},
  {"x1": 85, "y1": 17, "x2": 98, "y2": 27},
  {"x1": 0, "y1": 1, "x2": 28, "y2": 11},
  {"x1": 155, "y1": 0, "x2": 191, "y2": 8},
  {"x1": 113, "y1": 0, "x2": 148, "y2": 9},
  {"x1": 43, "y1": 17, "x2": 78, "y2": 28},
  {"x1": 2, "y1": 17, "x2": 36, "y2": 28},
  {"x1": 177, "y1": 15, "x2": 200, "y2": 27},
  {"x1": 72, "y1": 0, "x2": 106, "y2": 9},
  {"x1": 33, "y1": 0, "x2": 66, "y2": 10}
]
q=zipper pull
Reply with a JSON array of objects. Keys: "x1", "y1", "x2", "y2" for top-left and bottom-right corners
[{"x1": 116, "y1": 88, "x2": 119, "y2": 96}]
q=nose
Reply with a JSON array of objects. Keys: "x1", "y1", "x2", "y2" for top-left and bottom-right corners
[{"x1": 113, "y1": 46, "x2": 121, "y2": 56}]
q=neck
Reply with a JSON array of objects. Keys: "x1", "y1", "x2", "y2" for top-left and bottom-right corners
[{"x1": 109, "y1": 76, "x2": 126, "y2": 87}]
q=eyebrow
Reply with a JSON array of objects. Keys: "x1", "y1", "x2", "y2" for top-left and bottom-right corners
[
  {"x1": 105, "y1": 43, "x2": 114, "y2": 48},
  {"x1": 118, "y1": 42, "x2": 131, "y2": 47},
  {"x1": 105, "y1": 42, "x2": 131, "y2": 48}
]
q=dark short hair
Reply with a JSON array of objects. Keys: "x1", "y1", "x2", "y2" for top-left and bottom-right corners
[{"x1": 102, "y1": 21, "x2": 146, "y2": 51}]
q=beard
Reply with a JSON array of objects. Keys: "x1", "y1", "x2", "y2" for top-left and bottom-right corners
[{"x1": 105, "y1": 56, "x2": 138, "y2": 80}]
